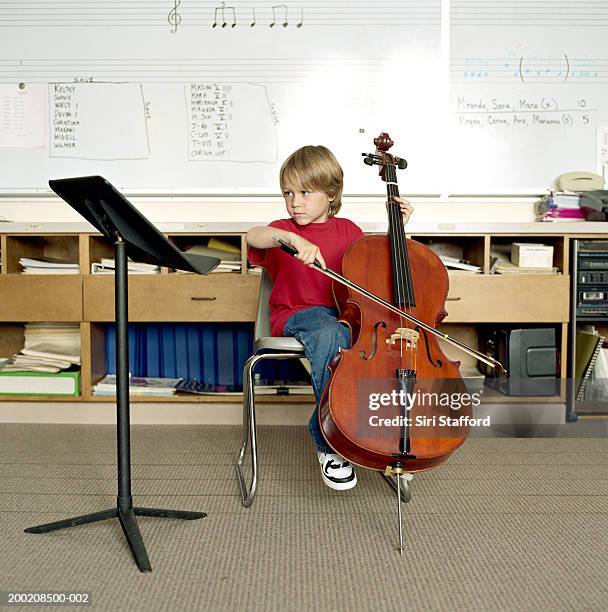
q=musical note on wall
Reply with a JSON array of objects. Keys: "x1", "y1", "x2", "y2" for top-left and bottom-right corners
[
  {"x1": 213, "y1": 2, "x2": 236, "y2": 28},
  {"x1": 167, "y1": 0, "x2": 182, "y2": 33},
  {"x1": 270, "y1": 5, "x2": 289, "y2": 28}
]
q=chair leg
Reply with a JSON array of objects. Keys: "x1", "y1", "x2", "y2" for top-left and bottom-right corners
[
  {"x1": 236, "y1": 354, "x2": 259, "y2": 507},
  {"x1": 236, "y1": 352, "x2": 306, "y2": 508}
]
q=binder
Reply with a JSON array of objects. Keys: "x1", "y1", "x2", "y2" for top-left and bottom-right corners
[
  {"x1": 101, "y1": 322, "x2": 299, "y2": 389},
  {"x1": 576, "y1": 330, "x2": 606, "y2": 402},
  {"x1": 161, "y1": 326, "x2": 177, "y2": 378},
  {"x1": 0, "y1": 370, "x2": 80, "y2": 396}
]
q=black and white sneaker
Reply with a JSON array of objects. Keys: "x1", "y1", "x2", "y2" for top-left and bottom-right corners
[{"x1": 317, "y1": 451, "x2": 357, "y2": 490}]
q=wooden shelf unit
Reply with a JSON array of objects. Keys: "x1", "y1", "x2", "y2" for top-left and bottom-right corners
[{"x1": 0, "y1": 227, "x2": 584, "y2": 405}]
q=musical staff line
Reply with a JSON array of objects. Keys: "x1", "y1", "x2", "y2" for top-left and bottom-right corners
[
  {"x1": 452, "y1": 0, "x2": 608, "y2": 26},
  {"x1": 451, "y1": 56, "x2": 608, "y2": 83},
  {"x1": 0, "y1": 1, "x2": 441, "y2": 30},
  {"x1": 0, "y1": 57, "x2": 428, "y2": 84}
]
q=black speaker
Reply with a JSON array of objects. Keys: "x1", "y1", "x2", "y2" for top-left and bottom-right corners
[{"x1": 479, "y1": 327, "x2": 559, "y2": 396}]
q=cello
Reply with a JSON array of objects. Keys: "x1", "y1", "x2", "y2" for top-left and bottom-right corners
[{"x1": 274, "y1": 133, "x2": 505, "y2": 552}]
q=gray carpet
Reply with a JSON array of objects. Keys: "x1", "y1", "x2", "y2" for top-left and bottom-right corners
[{"x1": 1, "y1": 423, "x2": 607, "y2": 612}]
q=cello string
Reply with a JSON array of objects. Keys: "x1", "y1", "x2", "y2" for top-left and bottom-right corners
[
  {"x1": 390, "y1": 158, "x2": 419, "y2": 413},
  {"x1": 390, "y1": 160, "x2": 410, "y2": 370},
  {"x1": 393, "y1": 159, "x2": 417, "y2": 371},
  {"x1": 397, "y1": 167, "x2": 415, "y2": 371},
  {"x1": 388, "y1": 159, "x2": 412, "y2": 369},
  {"x1": 386, "y1": 158, "x2": 411, "y2": 371}
]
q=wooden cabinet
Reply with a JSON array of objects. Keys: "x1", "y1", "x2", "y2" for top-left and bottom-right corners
[
  {"x1": 445, "y1": 274, "x2": 569, "y2": 322},
  {"x1": 0, "y1": 276, "x2": 82, "y2": 321},
  {"x1": 83, "y1": 274, "x2": 260, "y2": 322},
  {"x1": 0, "y1": 230, "x2": 259, "y2": 401}
]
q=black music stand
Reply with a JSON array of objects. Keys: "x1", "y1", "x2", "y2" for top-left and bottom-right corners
[{"x1": 24, "y1": 176, "x2": 220, "y2": 572}]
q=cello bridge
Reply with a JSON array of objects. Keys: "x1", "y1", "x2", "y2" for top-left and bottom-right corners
[{"x1": 386, "y1": 327, "x2": 419, "y2": 347}]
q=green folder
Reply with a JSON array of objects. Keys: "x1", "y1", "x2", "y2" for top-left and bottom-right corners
[{"x1": 0, "y1": 370, "x2": 80, "y2": 396}]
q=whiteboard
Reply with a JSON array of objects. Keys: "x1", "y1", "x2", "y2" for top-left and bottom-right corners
[
  {"x1": 0, "y1": 1, "x2": 607, "y2": 194},
  {"x1": 448, "y1": 0, "x2": 608, "y2": 193}
]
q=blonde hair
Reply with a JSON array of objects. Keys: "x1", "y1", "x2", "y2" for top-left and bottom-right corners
[{"x1": 280, "y1": 145, "x2": 344, "y2": 216}]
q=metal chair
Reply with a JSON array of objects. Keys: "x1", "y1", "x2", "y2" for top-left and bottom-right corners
[
  {"x1": 236, "y1": 269, "x2": 306, "y2": 507},
  {"x1": 236, "y1": 269, "x2": 412, "y2": 507}
]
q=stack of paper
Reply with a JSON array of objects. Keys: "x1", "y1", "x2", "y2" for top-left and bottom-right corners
[
  {"x1": 183, "y1": 239, "x2": 242, "y2": 273},
  {"x1": 2, "y1": 323, "x2": 81, "y2": 373},
  {"x1": 535, "y1": 192, "x2": 586, "y2": 222},
  {"x1": 490, "y1": 245, "x2": 559, "y2": 275},
  {"x1": 493, "y1": 260, "x2": 560, "y2": 275},
  {"x1": 19, "y1": 256, "x2": 80, "y2": 274},
  {"x1": 439, "y1": 255, "x2": 481, "y2": 273},
  {"x1": 422, "y1": 242, "x2": 481, "y2": 273},
  {"x1": 93, "y1": 375, "x2": 182, "y2": 396},
  {"x1": 91, "y1": 258, "x2": 160, "y2": 274}
]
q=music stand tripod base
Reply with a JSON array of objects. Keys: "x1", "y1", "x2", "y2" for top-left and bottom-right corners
[{"x1": 25, "y1": 505, "x2": 205, "y2": 573}]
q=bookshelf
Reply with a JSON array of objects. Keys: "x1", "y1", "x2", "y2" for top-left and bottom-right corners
[{"x1": 1, "y1": 222, "x2": 607, "y2": 418}]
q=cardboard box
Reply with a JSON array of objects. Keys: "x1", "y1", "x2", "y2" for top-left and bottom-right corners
[{"x1": 511, "y1": 243, "x2": 554, "y2": 268}]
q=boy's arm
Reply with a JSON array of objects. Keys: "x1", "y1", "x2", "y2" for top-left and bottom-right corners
[
  {"x1": 246, "y1": 225, "x2": 327, "y2": 269},
  {"x1": 245, "y1": 225, "x2": 295, "y2": 249}
]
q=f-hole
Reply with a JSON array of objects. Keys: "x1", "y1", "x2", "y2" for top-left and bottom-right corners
[
  {"x1": 359, "y1": 321, "x2": 387, "y2": 360},
  {"x1": 416, "y1": 326, "x2": 442, "y2": 368}
]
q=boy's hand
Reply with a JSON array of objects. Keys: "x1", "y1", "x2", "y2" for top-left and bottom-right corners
[
  {"x1": 289, "y1": 234, "x2": 326, "y2": 269},
  {"x1": 389, "y1": 197, "x2": 413, "y2": 226}
]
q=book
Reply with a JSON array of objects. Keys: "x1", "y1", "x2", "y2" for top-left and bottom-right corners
[
  {"x1": 95, "y1": 258, "x2": 160, "y2": 274},
  {"x1": 575, "y1": 330, "x2": 606, "y2": 402},
  {"x1": 93, "y1": 374, "x2": 182, "y2": 396},
  {"x1": 19, "y1": 256, "x2": 80, "y2": 274},
  {"x1": 494, "y1": 260, "x2": 559, "y2": 275},
  {"x1": 22, "y1": 267, "x2": 80, "y2": 275},
  {"x1": 91, "y1": 263, "x2": 160, "y2": 275},
  {"x1": 0, "y1": 370, "x2": 80, "y2": 396},
  {"x1": 18, "y1": 256, "x2": 79, "y2": 269},
  {"x1": 545, "y1": 209, "x2": 586, "y2": 220},
  {"x1": 552, "y1": 192, "x2": 581, "y2": 209}
]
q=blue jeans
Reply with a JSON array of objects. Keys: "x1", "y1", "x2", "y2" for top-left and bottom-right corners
[{"x1": 283, "y1": 306, "x2": 351, "y2": 453}]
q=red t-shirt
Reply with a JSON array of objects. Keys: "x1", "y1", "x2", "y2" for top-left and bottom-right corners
[{"x1": 248, "y1": 217, "x2": 364, "y2": 336}]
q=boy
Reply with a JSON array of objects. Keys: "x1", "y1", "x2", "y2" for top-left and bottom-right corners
[{"x1": 246, "y1": 145, "x2": 412, "y2": 490}]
